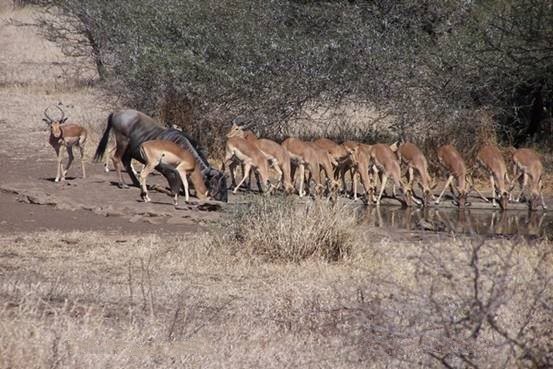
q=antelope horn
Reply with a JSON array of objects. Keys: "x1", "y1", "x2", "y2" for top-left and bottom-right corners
[
  {"x1": 55, "y1": 104, "x2": 66, "y2": 121},
  {"x1": 43, "y1": 106, "x2": 55, "y2": 123}
]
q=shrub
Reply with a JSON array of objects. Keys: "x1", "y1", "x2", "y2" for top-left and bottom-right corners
[{"x1": 222, "y1": 196, "x2": 357, "y2": 263}]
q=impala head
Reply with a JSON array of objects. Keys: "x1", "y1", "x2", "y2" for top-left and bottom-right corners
[
  {"x1": 529, "y1": 193, "x2": 541, "y2": 211},
  {"x1": 398, "y1": 181, "x2": 414, "y2": 208},
  {"x1": 452, "y1": 190, "x2": 470, "y2": 209},
  {"x1": 455, "y1": 176, "x2": 475, "y2": 209},
  {"x1": 202, "y1": 168, "x2": 228, "y2": 202},
  {"x1": 227, "y1": 123, "x2": 245, "y2": 138},
  {"x1": 345, "y1": 145, "x2": 359, "y2": 164},
  {"x1": 43, "y1": 105, "x2": 68, "y2": 138},
  {"x1": 422, "y1": 179, "x2": 438, "y2": 207}
]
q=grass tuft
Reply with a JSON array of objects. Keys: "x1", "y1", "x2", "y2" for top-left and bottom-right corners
[{"x1": 222, "y1": 196, "x2": 357, "y2": 263}]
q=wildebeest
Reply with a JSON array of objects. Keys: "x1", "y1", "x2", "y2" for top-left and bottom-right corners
[{"x1": 94, "y1": 109, "x2": 228, "y2": 202}]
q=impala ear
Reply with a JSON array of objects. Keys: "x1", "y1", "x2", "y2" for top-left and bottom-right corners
[
  {"x1": 389, "y1": 141, "x2": 399, "y2": 152},
  {"x1": 42, "y1": 118, "x2": 51, "y2": 125},
  {"x1": 61, "y1": 117, "x2": 68, "y2": 123}
]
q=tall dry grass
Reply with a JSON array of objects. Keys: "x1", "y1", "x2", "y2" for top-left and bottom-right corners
[
  {"x1": 1, "y1": 227, "x2": 551, "y2": 368},
  {"x1": 220, "y1": 196, "x2": 358, "y2": 262}
]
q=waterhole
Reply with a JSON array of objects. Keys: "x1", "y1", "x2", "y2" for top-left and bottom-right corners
[{"x1": 357, "y1": 206, "x2": 551, "y2": 239}]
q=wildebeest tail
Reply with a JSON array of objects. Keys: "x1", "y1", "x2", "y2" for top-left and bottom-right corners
[{"x1": 94, "y1": 112, "x2": 113, "y2": 162}]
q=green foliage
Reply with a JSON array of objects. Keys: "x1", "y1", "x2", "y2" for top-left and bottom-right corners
[{"x1": 45, "y1": 0, "x2": 553, "y2": 150}]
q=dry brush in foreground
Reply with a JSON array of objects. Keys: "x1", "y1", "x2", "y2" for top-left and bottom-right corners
[{"x1": 0, "y1": 207, "x2": 551, "y2": 368}]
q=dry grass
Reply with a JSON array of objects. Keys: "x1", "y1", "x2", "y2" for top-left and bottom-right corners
[
  {"x1": 220, "y1": 196, "x2": 358, "y2": 262},
  {"x1": 0, "y1": 226, "x2": 551, "y2": 368}
]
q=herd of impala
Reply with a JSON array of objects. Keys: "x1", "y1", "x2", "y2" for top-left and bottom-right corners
[{"x1": 42, "y1": 106, "x2": 547, "y2": 211}]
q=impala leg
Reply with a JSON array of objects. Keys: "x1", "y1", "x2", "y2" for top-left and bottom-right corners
[
  {"x1": 271, "y1": 162, "x2": 283, "y2": 190},
  {"x1": 254, "y1": 169, "x2": 263, "y2": 193},
  {"x1": 353, "y1": 170, "x2": 358, "y2": 200},
  {"x1": 176, "y1": 165, "x2": 189, "y2": 204},
  {"x1": 338, "y1": 165, "x2": 348, "y2": 194},
  {"x1": 62, "y1": 146, "x2": 74, "y2": 180},
  {"x1": 228, "y1": 160, "x2": 239, "y2": 188},
  {"x1": 299, "y1": 164, "x2": 306, "y2": 197},
  {"x1": 510, "y1": 163, "x2": 521, "y2": 201},
  {"x1": 377, "y1": 173, "x2": 388, "y2": 207},
  {"x1": 105, "y1": 146, "x2": 115, "y2": 173},
  {"x1": 518, "y1": 173, "x2": 528, "y2": 202},
  {"x1": 435, "y1": 175, "x2": 453, "y2": 204},
  {"x1": 233, "y1": 163, "x2": 252, "y2": 194},
  {"x1": 112, "y1": 143, "x2": 130, "y2": 188},
  {"x1": 139, "y1": 162, "x2": 156, "y2": 202},
  {"x1": 490, "y1": 175, "x2": 497, "y2": 207},
  {"x1": 78, "y1": 144, "x2": 86, "y2": 179},
  {"x1": 53, "y1": 145, "x2": 62, "y2": 182},
  {"x1": 371, "y1": 166, "x2": 379, "y2": 203},
  {"x1": 539, "y1": 179, "x2": 547, "y2": 210}
]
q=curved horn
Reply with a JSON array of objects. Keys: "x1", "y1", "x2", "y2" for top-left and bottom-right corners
[
  {"x1": 43, "y1": 106, "x2": 55, "y2": 123},
  {"x1": 55, "y1": 104, "x2": 66, "y2": 121}
]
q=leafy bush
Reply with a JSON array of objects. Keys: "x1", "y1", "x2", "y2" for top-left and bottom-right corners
[{"x1": 42, "y1": 0, "x2": 553, "y2": 151}]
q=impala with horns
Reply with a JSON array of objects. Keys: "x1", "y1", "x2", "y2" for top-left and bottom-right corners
[
  {"x1": 43, "y1": 104, "x2": 87, "y2": 182},
  {"x1": 94, "y1": 110, "x2": 227, "y2": 202},
  {"x1": 367, "y1": 143, "x2": 414, "y2": 207},
  {"x1": 227, "y1": 123, "x2": 294, "y2": 192},
  {"x1": 139, "y1": 140, "x2": 209, "y2": 205},
  {"x1": 393, "y1": 142, "x2": 436, "y2": 206},
  {"x1": 511, "y1": 148, "x2": 547, "y2": 211},
  {"x1": 476, "y1": 144, "x2": 510, "y2": 209},
  {"x1": 222, "y1": 135, "x2": 272, "y2": 194}
]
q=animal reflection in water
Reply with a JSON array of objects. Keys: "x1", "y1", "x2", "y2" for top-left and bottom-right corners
[{"x1": 358, "y1": 206, "x2": 549, "y2": 237}]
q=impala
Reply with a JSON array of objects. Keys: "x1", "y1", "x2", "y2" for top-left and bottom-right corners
[
  {"x1": 343, "y1": 141, "x2": 374, "y2": 201},
  {"x1": 227, "y1": 124, "x2": 294, "y2": 192},
  {"x1": 42, "y1": 105, "x2": 87, "y2": 182},
  {"x1": 226, "y1": 124, "x2": 258, "y2": 188},
  {"x1": 395, "y1": 142, "x2": 436, "y2": 206},
  {"x1": 306, "y1": 141, "x2": 340, "y2": 193},
  {"x1": 435, "y1": 144, "x2": 474, "y2": 208},
  {"x1": 367, "y1": 143, "x2": 413, "y2": 207},
  {"x1": 281, "y1": 138, "x2": 323, "y2": 197},
  {"x1": 476, "y1": 144, "x2": 510, "y2": 209},
  {"x1": 511, "y1": 148, "x2": 546, "y2": 210},
  {"x1": 139, "y1": 140, "x2": 209, "y2": 205},
  {"x1": 312, "y1": 138, "x2": 352, "y2": 191},
  {"x1": 222, "y1": 136, "x2": 272, "y2": 194}
]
